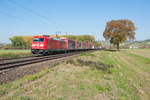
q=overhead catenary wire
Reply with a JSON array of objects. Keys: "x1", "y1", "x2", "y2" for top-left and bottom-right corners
[
  {"x1": 8, "y1": 0, "x2": 49, "y2": 22},
  {"x1": 2, "y1": 0, "x2": 96, "y2": 37},
  {"x1": 7, "y1": 0, "x2": 64, "y2": 31},
  {"x1": 0, "y1": 10, "x2": 28, "y2": 23}
]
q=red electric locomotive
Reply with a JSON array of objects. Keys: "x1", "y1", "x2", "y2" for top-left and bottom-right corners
[{"x1": 31, "y1": 35, "x2": 95, "y2": 55}]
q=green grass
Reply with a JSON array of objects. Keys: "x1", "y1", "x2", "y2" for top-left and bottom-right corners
[
  {"x1": 0, "y1": 50, "x2": 31, "y2": 58},
  {"x1": 95, "y1": 84, "x2": 105, "y2": 92},
  {"x1": 80, "y1": 52, "x2": 96, "y2": 57},
  {"x1": 0, "y1": 49, "x2": 150, "y2": 100},
  {"x1": 11, "y1": 96, "x2": 30, "y2": 100}
]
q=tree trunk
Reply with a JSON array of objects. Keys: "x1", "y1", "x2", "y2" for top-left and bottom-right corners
[{"x1": 117, "y1": 43, "x2": 120, "y2": 51}]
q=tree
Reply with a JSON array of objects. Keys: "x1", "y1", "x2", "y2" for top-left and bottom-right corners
[
  {"x1": 10, "y1": 36, "x2": 25, "y2": 49},
  {"x1": 23, "y1": 36, "x2": 33, "y2": 49},
  {"x1": 103, "y1": 19, "x2": 136, "y2": 50}
]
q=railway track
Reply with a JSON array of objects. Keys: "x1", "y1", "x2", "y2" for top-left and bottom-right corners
[
  {"x1": 0, "y1": 50, "x2": 99, "y2": 84},
  {"x1": 0, "y1": 55, "x2": 40, "y2": 61},
  {"x1": 0, "y1": 50, "x2": 94, "y2": 72}
]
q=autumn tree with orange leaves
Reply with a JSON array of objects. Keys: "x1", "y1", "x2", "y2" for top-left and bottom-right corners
[{"x1": 103, "y1": 19, "x2": 136, "y2": 50}]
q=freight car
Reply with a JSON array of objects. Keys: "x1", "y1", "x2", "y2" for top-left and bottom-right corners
[{"x1": 31, "y1": 35, "x2": 95, "y2": 55}]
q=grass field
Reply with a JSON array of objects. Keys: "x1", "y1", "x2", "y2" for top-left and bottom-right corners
[
  {"x1": 128, "y1": 49, "x2": 150, "y2": 58},
  {"x1": 0, "y1": 50, "x2": 31, "y2": 58},
  {"x1": 0, "y1": 49, "x2": 150, "y2": 100}
]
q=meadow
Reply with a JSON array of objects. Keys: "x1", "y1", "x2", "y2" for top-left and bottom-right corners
[
  {"x1": 0, "y1": 49, "x2": 150, "y2": 100},
  {"x1": 0, "y1": 50, "x2": 31, "y2": 58}
]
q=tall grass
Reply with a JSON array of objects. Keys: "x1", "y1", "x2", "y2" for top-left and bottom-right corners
[{"x1": 0, "y1": 50, "x2": 31, "y2": 58}]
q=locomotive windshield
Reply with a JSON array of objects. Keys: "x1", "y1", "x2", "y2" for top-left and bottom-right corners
[{"x1": 33, "y1": 38, "x2": 44, "y2": 42}]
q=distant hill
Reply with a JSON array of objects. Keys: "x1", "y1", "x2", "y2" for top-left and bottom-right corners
[
  {"x1": 122, "y1": 39, "x2": 150, "y2": 48},
  {"x1": 144, "y1": 39, "x2": 150, "y2": 42}
]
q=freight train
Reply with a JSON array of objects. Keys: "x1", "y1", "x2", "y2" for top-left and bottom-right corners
[{"x1": 31, "y1": 35, "x2": 96, "y2": 55}]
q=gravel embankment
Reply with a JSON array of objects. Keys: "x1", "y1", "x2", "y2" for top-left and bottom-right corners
[{"x1": 0, "y1": 54, "x2": 80, "y2": 84}]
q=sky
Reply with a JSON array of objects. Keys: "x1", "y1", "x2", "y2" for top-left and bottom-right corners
[{"x1": 0, "y1": 0, "x2": 150, "y2": 43}]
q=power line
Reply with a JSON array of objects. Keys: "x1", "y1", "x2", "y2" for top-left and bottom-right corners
[
  {"x1": 8, "y1": 0, "x2": 64, "y2": 30},
  {"x1": 0, "y1": 10, "x2": 28, "y2": 23},
  {"x1": 8, "y1": 0, "x2": 49, "y2": 21}
]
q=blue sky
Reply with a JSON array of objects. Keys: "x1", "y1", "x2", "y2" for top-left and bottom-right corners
[{"x1": 0, "y1": 0, "x2": 150, "y2": 43}]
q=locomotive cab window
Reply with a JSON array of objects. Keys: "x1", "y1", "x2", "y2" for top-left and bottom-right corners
[{"x1": 33, "y1": 38, "x2": 44, "y2": 42}]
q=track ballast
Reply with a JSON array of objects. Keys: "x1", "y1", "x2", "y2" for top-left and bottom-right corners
[{"x1": 0, "y1": 50, "x2": 96, "y2": 72}]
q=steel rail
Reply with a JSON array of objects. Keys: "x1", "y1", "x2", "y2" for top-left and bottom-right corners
[{"x1": 0, "y1": 51, "x2": 90, "y2": 71}]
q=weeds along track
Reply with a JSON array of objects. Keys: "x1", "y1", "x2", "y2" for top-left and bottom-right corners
[{"x1": 0, "y1": 50, "x2": 95, "y2": 72}]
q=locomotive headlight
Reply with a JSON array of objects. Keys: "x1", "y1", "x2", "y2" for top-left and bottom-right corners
[
  {"x1": 32, "y1": 44, "x2": 36, "y2": 46},
  {"x1": 40, "y1": 44, "x2": 44, "y2": 47}
]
